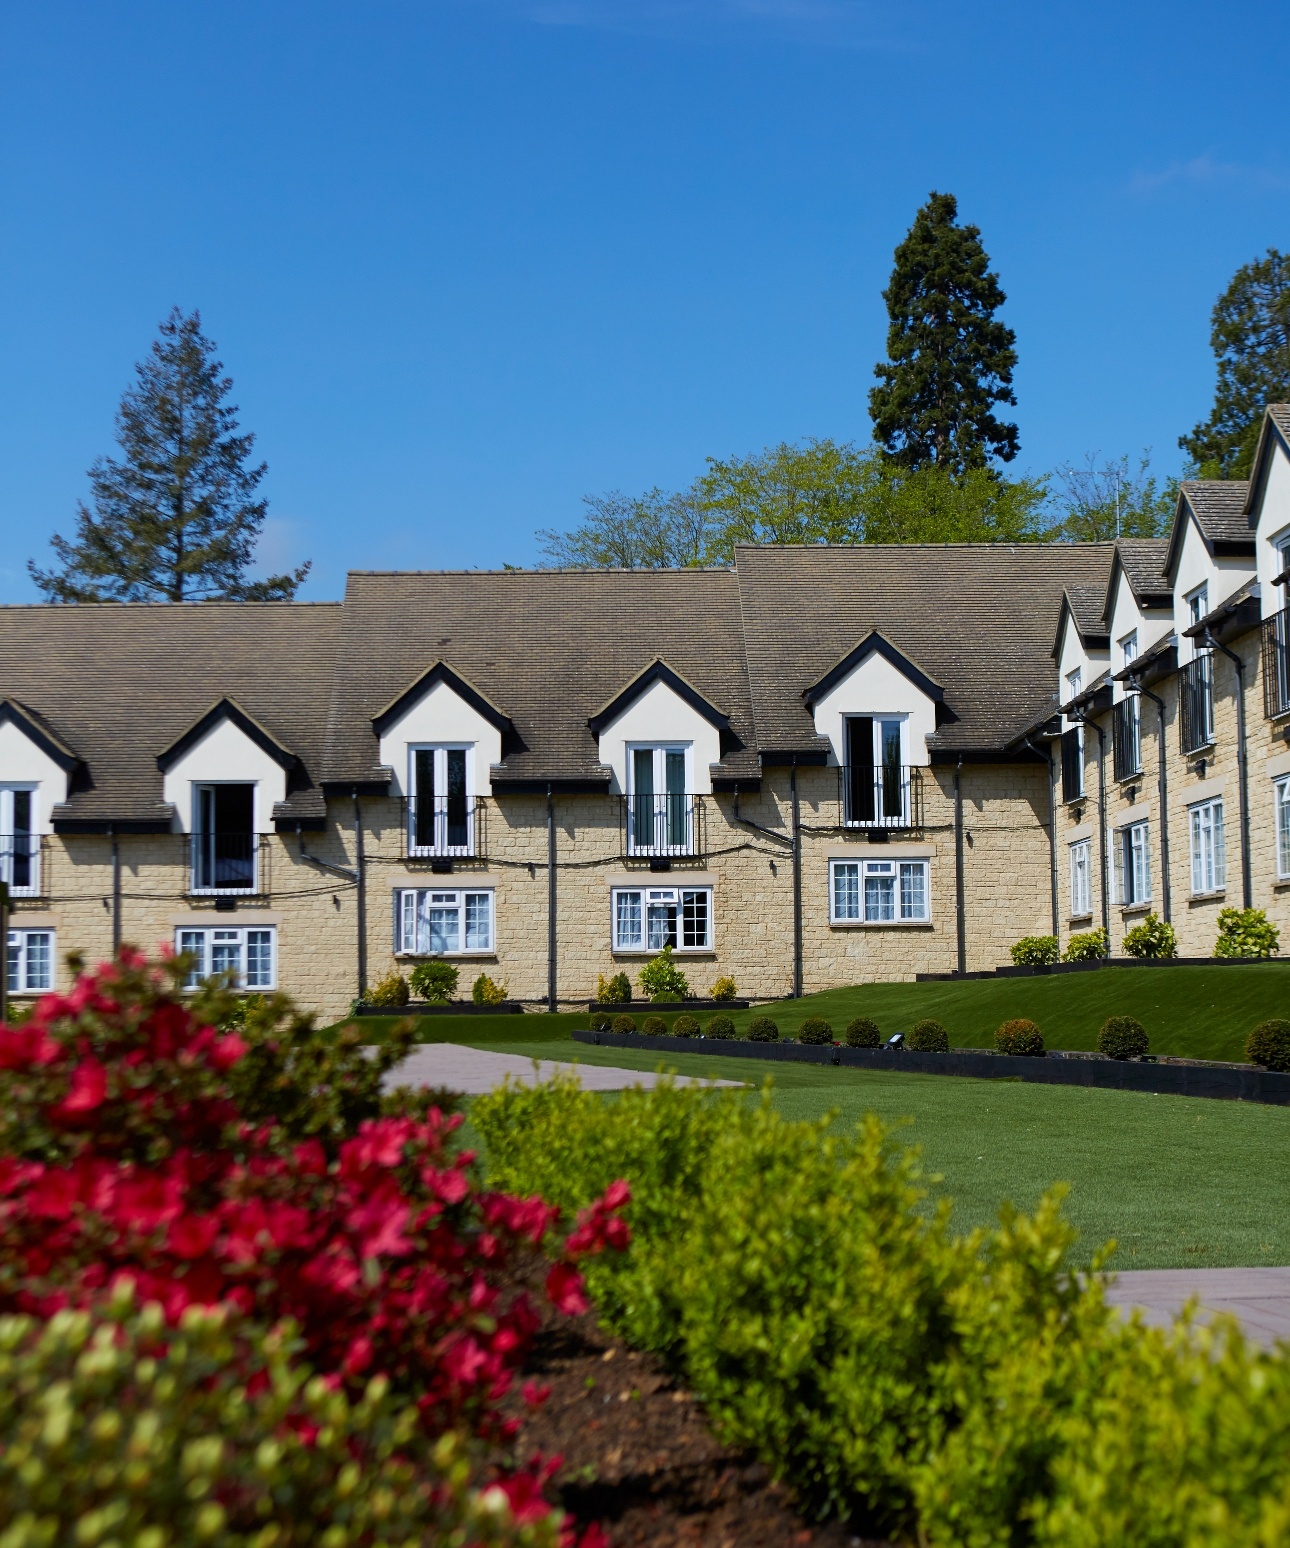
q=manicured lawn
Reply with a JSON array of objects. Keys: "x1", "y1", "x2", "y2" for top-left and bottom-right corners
[{"x1": 453, "y1": 1037, "x2": 1290, "y2": 1271}]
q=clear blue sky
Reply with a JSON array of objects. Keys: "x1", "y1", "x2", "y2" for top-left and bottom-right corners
[{"x1": 1, "y1": 0, "x2": 1287, "y2": 600}]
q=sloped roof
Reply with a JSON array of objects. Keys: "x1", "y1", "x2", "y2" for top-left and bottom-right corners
[
  {"x1": 1113, "y1": 539, "x2": 1171, "y2": 604},
  {"x1": 1064, "y1": 583, "x2": 1112, "y2": 642}
]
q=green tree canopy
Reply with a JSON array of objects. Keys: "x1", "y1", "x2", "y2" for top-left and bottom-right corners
[
  {"x1": 29, "y1": 308, "x2": 309, "y2": 603},
  {"x1": 869, "y1": 191, "x2": 1019, "y2": 474},
  {"x1": 690, "y1": 440, "x2": 869, "y2": 554},
  {"x1": 1180, "y1": 248, "x2": 1290, "y2": 479},
  {"x1": 537, "y1": 488, "x2": 706, "y2": 568},
  {"x1": 1048, "y1": 453, "x2": 1178, "y2": 542}
]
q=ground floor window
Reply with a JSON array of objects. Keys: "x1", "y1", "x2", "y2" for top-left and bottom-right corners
[
  {"x1": 1276, "y1": 777, "x2": 1290, "y2": 880},
  {"x1": 177, "y1": 927, "x2": 275, "y2": 990},
  {"x1": 1189, "y1": 798, "x2": 1226, "y2": 896},
  {"x1": 1069, "y1": 839, "x2": 1091, "y2": 917},
  {"x1": 830, "y1": 858, "x2": 929, "y2": 923},
  {"x1": 1115, "y1": 820, "x2": 1151, "y2": 906},
  {"x1": 7, "y1": 929, "x2": 52, "y2": 993},
  {"x1": 612, "y1": 886, "x2": 711, "y2": 951},
  {"x1": 397, "y1": 888, "x2": 493, "y2": 955}
]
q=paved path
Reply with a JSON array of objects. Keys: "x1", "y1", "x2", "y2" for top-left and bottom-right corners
[
  {"x1": 1105, "y1": 1267, "x2": 1290, "y2": 1347},
  {"x1": 383, "y1": 1043, "x2": 743, "y2": 1097}
]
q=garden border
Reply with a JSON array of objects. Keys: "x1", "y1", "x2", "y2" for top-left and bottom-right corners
[
  {"x1": 918, "y1": 957, "x2": 1290, "y2": 982},
  {"x1": 355, "y1": 1001, "x2": 525, "y2": 1016}
]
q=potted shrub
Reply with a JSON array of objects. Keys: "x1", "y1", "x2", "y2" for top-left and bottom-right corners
[
  {"x1": 471, "y1": 973, "x2": 508, "y2": 1006},
  {"x1": 1064, "y1": 928, "x2": 1107, "y2": 963},
  {"x1": 1215, "y1": 907, "x2": 1280, "y2": 959},
  {"x1": 710, "y1": 975, "x2": 738, "y2": 1002},
  {"x1": 410, "y1": 959, "x2": 459, "y2": 1003},
  {"x1": 639, "y1": 945, "x2": 690, "y2": 1002},
  {"x1": 1122, "y1": 913, "x2": 1177, "y2": 959},
  {"x1": 596, "y1": 971, "x2": 632, "y2": 1005},
  {"x1": 1010, "y1": 936, "x2": 1059, "y2": 967},
  {"x1": 366, "y1": 970, "x2": 409, "y2": 1008}
]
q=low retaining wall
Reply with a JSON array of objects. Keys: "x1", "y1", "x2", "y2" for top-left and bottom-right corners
[
  {"x1": 572, "y1": 1030, "x2": 1290, "y2": 1106},
  {"x1": 585, "y1": 999, "x2": 749, "y2": 1013},
  {"x1": 356, "y1": 1002, "x2": 525, "y2": 1017},
  {"x1": 918, "y1": 958, "x2": 1290, "y2": 982}
]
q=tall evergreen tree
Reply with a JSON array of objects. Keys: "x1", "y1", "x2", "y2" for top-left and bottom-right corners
[
  {"x1": 30, "y1": 308, "x2": 309, "y2": 603},
  {"x1": 1180, "y1": 248, "x2": 1290, "y2": 479},
  {"x1": 869, "y1": 192, "x2": 1019, "y2": 474}
]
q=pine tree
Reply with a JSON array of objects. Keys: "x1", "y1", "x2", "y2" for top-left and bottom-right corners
[
  {"x1": 29, "y1": 308, "x2": 309, "y2": 603},
  {"x1": 869, "y1": 192, "x2": 1019, "y2": 474},
  {"x1": 1180, "y1": 249, "x2": 1290, "y2": 479}
]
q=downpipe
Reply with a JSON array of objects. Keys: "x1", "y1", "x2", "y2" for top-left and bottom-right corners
[
  {"x1": 1203, "y1": 632, "x2": 1252, "y2": 910},
  {"x1": 1132, "y1": 679, "x2": 1172, "y2": 924}
]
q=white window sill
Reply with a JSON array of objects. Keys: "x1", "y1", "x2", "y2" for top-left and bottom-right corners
[
  {"x1": 1274, "y1": 878, "x2": 1290, "y2": 891},
  {"x1": 1188, "y1": 890, "x2": 1226, "y2": 904},
  {"x1": 830, "y1": 920, "x2": 934, "y2": 930},
  {"x1": 395, "y1": 951, "x2": 498, "y2": 961},
  {"x1": 1119, "y1": 903, "x2": 1153, "y2": 917},
  {"x1": 611, "y1": 949, "x2": 715, "y2": 958}
]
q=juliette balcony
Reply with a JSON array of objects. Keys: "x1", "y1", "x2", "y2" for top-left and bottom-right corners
[
  {"x1": 840, "y1": 765, "x2": 923, "y2": 830},
  {"x1": 0, "y1": 833, "x2": 43, "y2": 898},
  {"x1": 189, "y1": 832, "x2": 269, "y2": 896},
  {"x1": 1179, "y1": 655, "x2": 1215, "y2": 756},
  {"x1": 620, "y1": 793, "x2": 706, "y2": 860},
  {"x1": 1263, "y1": 608, "x2": 1290, "y2": 721},
  {"x1": 403, "y1": 795, "x2": 486, "y2": 861}
]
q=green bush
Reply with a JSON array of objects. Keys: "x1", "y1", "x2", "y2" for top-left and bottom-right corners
[
  {"x1": 1098, "y1": 1015, "x2": 1149, "y2": 1061},
  {"x1": 1215, "y1": 906, "x2": 1281, "y2": 959},
  {"x1": 1246, "y1": 1019, "x2": 1290, "y2": 1072},
  {"x1": 1121, "y1": 912, "x2": 1177, "y2": 959},
  {"x1": 1063, "y1": 927, "x2": 1107, "y2": 963},
  {"x1": 409, "y1": 958, "x2": 459, "y2": 1002},
  {"x1": 366, "y1": 969, "x2": 409, "y2": 1007},
  {"x1": 472, "y1": 972, "x2": 508, "y2": 1005},
  {"x1": 908, "y1": 1018, "x2": 949, "y2": 1053},
  {"x1": 996, "y1": 1017, "x2": 1045, "y2": 1056},
  {"x1": 639, "y1": 944, "x2": 690, "y2": 1001},
  {"x1": 706, "y1": 1015, "x2": 736, "y2": 1040},
  {"x1": 798, "y1": 1016, "x2": 834, "y2": 1045},
  {"x1": 845, "y1": 1016, "x2": 881, "y2": 1048},
  {"x1": 596, "y1": 971, "x2": 632, "y2": 1005},
  {"x1": 590, "y1": 1009, "x2": 613, "y2": 1033},
  {"x1": 611, "y1": 1013, "x2": 638, "y2": 1034},
  {"x1": 1010, "y1": 935, "x2": 1059, "y2": 967},
  {"x1": 747, "y1": 1015, "x2": 780, "y2": 1042},
  {"x1": 710, "y1": 974, "x2": 738, "y2": 1002},
  {"x1": 672, "y1": 1013, "x2": 700, "y2": 1038},
  {"x1": 642, "y1": 1015, "x2": 668, "y2": 1036}
]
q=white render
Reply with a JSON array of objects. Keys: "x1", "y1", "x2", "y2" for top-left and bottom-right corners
[
  {"x1": 1255, "y1": 435, "x2": 1290, "y2": 613},
  {"x1": 0, "y1": 720, "x2": 68, "y2": 832},
  {"x1": 810, "y1": 648, "x2": 937, "y2": 766},
  {"x1": 1106, "y1": 569, "x2": 1173, "y2": 703},
  {"x1": 1054, "y1": 610, "x2": 1107, "y2": 724},
  {"x1": 1172, "y1": 510, "x2": 1254, "y2": 659},
  {"x1": 596, "y1": 677, "x2": 720, "y2": 795},
  {"x1": 161, "y1": 717, "x2": 288, "y2": 833},
  {"x1": 378, "y1": 679, "x2": 504, "y2": 799}
]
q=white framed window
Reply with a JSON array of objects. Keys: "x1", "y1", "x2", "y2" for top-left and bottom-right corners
[
  {"x1": 1115, "y1": 820, "x2": 1151, "y2": 906},
  {"x1": 1189, "y1": 798, "x2": 1226, "y2": 896},
  {"x1": 7, "y1": 929, "x2": 52, "y2": 993},
  {"x1": 1069, "y1": 839, "x2": 1092, "y2": 918},
  {"x1": 0, "y1": 786, "x2": 38, "y2": 896},
  {"x1": 1121, "y1": 633, "x2": 1138, "y2": 668},
  {"x1": 1187, "y1": 583, "x2": 1209, "y2": 632},
  {"x1": 626, "y1": 745, "x2": 694, "y2": 855},
  {"x1": 408, "y1": 746, "x2": 475, "y2": 857},
  {"x1": 397, "y1": 888, "x2": 493, "y2": 955},
  {"x1": 842, "y1": 716, "x2": 910, "y2": 827},
  {"x1": 1275, "y1": 777, "x2": 1290, "y2": 880},
  {"x1": 612, "y1": 885, "x2": 711, "y2": 951},
  {"x1": 191, "y1": 783, "x2": 257, "y2": 893},
  {"x1": 177, "y1": 927, "x2": 275, "y2": 990},
  {"x1": 830, "y1": 859, "x2": 929, "y2": 924}
]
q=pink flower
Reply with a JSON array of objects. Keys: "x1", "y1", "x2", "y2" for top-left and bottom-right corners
[
  {"x1": 168, "y1": 1213, "x2": 219, "y2": 1259},
  {"x1": 51, "y1": 1059, "x2": 107, "y2": 1119},
  {"x1": 209, "y1": 1033, "x2": 247, "y2": 1072},
  {"x1": 545, "y1": 1262, "x2": 589, "y2": 1316}
]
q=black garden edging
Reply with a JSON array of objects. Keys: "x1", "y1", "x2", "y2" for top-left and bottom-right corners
[
  {"x1": 572, "y1": 1029, "x2": 1290, "y2": 1106},
  {"x1": 354, "y1": 1001, "x2": 525, "y2": 1016},
  {"x1": 918, "y1": 957, "x2": 1290, "y2": 982},
  {"x1": 585, "y1": 998, "x2": 750, "y2": 1013}
]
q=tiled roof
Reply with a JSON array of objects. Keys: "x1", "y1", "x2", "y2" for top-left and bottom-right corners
[
  {"x1": 1269, "y1": 405, "x2": 1290, "y2": 442},
  {"x1": 1180, "y1": 480, "x2": 1253, "y2": 546},
  {"x1": 1113, "y1": 539, "x2": 1171, "y2": 603},
  {"x1": 1064, "y1": 583, "x2": 1112, "y2": 640}
]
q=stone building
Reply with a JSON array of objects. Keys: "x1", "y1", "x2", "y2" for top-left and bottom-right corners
[{"x1": 4, "y1": 410, "x2": 1288, "y2": 1024}]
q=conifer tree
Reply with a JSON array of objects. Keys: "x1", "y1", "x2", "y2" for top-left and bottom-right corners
[
  {"x1": 869, "y1": 192, "x2": 1019, "y2": 474},
  {"x1": 30, "y1": 308, "x2": 309, "y2": 603},
  {"x1": 1180, "y1": 248, "x2": 1290, "y2": 479}
]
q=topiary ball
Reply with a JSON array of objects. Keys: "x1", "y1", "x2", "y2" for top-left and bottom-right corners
[
  {"x1": 611, "y1": 1014, "x2": 638, "y2": 1035},
  {"x1": 798, "y1": 1016, "x2": 834, "y2": 1045},
  {"x1": 705, "y1": 1015, "x2": 736, "y2": 1040},
  {"x1": 845, "y1": 1017, "x2": 881, "y2": 1048},
  {"x1": 908, "y1": 1019, "x2": 949, "y2": 1053},
  {"x1": 1098, "y1": 1015, "x2": 1148, "y2": 1060},
  {"x1": 746, "y1": 1015, "x2": 779, "y2": 1042},
  {"x1": 1246, "y1": 1019, "x2": 1290, "y2": 1072},
  {"x1": 995, "y1": 1018, "x2": 1044, "y2": 1057},
  {"x1": 672, "y1": 1013, "x2": 700, "y2": 1039},
  {"x1": 590, "y1": 1010, "x2": 613, "y2": 1033},
  {"x1": 642, "y1": 1015, "x2": 667, "y2": 1036}
]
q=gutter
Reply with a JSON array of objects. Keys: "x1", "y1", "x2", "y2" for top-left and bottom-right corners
[{"x1": 1202, "y1": 631, "x2": 1253, "y2": 910}]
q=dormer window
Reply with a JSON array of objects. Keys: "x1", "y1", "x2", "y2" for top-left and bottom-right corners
[
  {"x1": 626, "y1": 745, "x2": 694, "y2": 856},
  {"x1": 192, "y1": 784, "x2": 256, "y2": 893},
  {"x1": 0, "y1": 787, "x2": 37, "y2": 896},
  {"x1": 843, "y1": 717, "x2": 909, "y2": 827},
  {"x1": 1121, "y1": 633, "x2": 1138, "y2": 668},
  {"x1": 409, "y1": 746, "x2": 475, "y2": 857},
  {"x1": 1187, "y1": 583, "x2": 1209, "y2": 632}
]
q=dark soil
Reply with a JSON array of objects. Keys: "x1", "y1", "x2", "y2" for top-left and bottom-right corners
[{"x1": 503, "y1": 1301, "x2": 888, "y2": 1548}]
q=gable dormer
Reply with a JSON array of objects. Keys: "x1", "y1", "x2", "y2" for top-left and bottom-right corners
[
  {"x1": 802, "y1": 631, "x2": 943, "y2": 767},
  {"x1": 0, "y1": 701, "x2": 80, "y2": 897},
  {"x1": 158, "y1": 699, "x2": 296, "y2": 836},
  {"x1": 1164, "y1": 483, "x2": 1256, "y2": 660},
  {"x1": 587, "y1": 660, "x2": 727, "y2": 799},
  {"x1": 1247, "y1": 407, "x2": 1290, "y2": 614}
]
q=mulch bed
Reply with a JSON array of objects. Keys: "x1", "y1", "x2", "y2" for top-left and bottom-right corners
[{"x1": 501, "y1": 1297, "x2": 888, "y2": 1548}]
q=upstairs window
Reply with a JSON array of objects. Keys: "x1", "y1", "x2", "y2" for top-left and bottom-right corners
[
  {"x1": 192, "y1": 784, "x2": 256, "y2": 893},
  {"x1": 1187, "y1": 583, "x2": 1210, "y2": 633},
  {"x1": 410, "y1": 746, "x2": 474, "y2": 856},
  {"x1": 843, "y1": 716, "x2": 909, "y2": 826},
  {"x1": 1121, "y1": 633, "x2": 1138, "y2": 668},
  {"x1": 1113, "y1": 695, "x2": 1142, "y2": 781},
  {"x1": 1114, "y1": 820, "x2": 1151, "y2": 906},
  {"x1": 0, "y1": 787, "x2": 37, "y2": 896},
  {"x1": 613, "y1": 885, "x2": 710, "y2": 951},
  {"x1": 1066, "y1": 667, "x2": 1083, "y2": 701},
  {"x1": 626, "y1": 746, "x2": 693, "y2": 855}
]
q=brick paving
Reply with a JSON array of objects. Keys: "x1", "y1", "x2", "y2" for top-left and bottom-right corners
[{"x1": 1105, "y1": 1267, "x2": 1290, "y2": 1347}]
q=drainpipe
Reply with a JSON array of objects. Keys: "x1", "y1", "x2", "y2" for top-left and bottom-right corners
[
  {"x1": 790, "y1": 761, "x2": 803, "y2": 999},
  {"x1": 1203, "y1": 631, "x2": 1252, "y2": 909},
  {"x1": 954, "y1": 758, "x2": 967, "y2": 975},
  {"x1": 1132, "y1": 680, "x2": 1172, "y2": 924},
  {"x1": 0, "y1": 880, "x2": 8, "y2": 1023},
  {"x1": 1022, "y1": 737, "x2": 1059, "y2": 938},
  {"x1": 1071, "y1": 710, "x2": 1110, "y2": 949},
  {"x1": 352, "y1": 791, "x2": 368, "y2": 999},
  {"x1": 109, "y1": 825, "x2": 121, "y2": 952},
  {"x1": 546, "y1": 785, "x2": 557, "y2": 1013}
]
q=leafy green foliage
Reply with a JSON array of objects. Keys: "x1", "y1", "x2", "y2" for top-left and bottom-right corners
[
  {"x1": 589, "y1": 1009, "x2": 613, "y2": 1033},
  {"x1": 672, "y1": 1014, "x2": 700, "y2": 1038},
  {"x1": 1047, "y1": 452, "x2": 1178, "y2": 541},
  {"x1": 705, "y1": 1015, "x2": 735, "y2": 1040},
  {"x1": 1246, "y1": 1019, "x2": 1290, "y2": 1072},
  {"x1": 1064, "y1": 927, "x2": 1107, "y2": 962},
  {"x1": 639, "y1": 945, "x2": 690, "y2": 1001},
  {"x1": 908, "y1": 1018, "x2": 949, "y2": 1053},
  {"x1": 845, "y1": 1016, "x2": 881, "y2": 1048},
  {"x1": 710, "y1": 975, "x2": 738, "y2": 1002},
  {"x1": 365, "y1": 969, "x2": 409, "y2": 1008},
  {"x1": 472, "y1": 973, "x2": 508, "y2": 1006},
  {"x1": 611, "y1": 1014, "x2": 637, "y2": 1035},
  {"x1": 1122, "y1": 912, "x2": 1178, "y2": 959},
  {"x1": 410, "y1": 958, "x2": 460, "y2": 1001},
  {"x1": 797, "y1": 1016, "x2": 834, "y2": 1045},
  {"x1": 746, "y1": 1015, "x2": 780, "y2": 1042},
  {"x1": 1215, "y1": 907, "x2": 1280, "y2": 960},
  {"x1": 1098, "y1": 1016, "x2": 1149, "y2": 1061},
  {"x1": 1011, "y1": 935, "x2": 1059, "y2": 967},
  {"x1": 596, "y1": 972, "x2": 632, "y2": 1005},
  {"x1": 538, "y1": 486, "x2": 708, "y2": 568},
  {"x1": 996, "y1": 1018, "x2": 1045, "y2": 1056},
  {"x1": 642, "y1": 1015, "x2": 667, "y2": 1036}
]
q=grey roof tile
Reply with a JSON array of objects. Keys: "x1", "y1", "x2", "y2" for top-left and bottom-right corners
[{"x1": 1180, "y1": 480, "x2": 1253, "y2": 545}]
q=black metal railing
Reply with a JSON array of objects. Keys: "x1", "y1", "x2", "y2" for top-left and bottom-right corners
[
  {"x1": 619, "y1": 794, "x2": 706, "y2": 859},
  {"x1": 189, "y1": 832, "x2": 268, "y2": 894},
  {"x1": 839, "y1": 765, "x2": 923, "y2": 829},
  {"x1": 1060, "y1": 727, "x2": 1084, "y2": 804},
  {"x1": 0, "y1": 833, "x2": 42, "y2": 896},
  {"x1": 1112, "y1": 696, "x2": 1142, "y2": 782},
  {"x1": 1263, "y1": 608, "x2": 1290, "y2": 720},
  {"x1": 1179, "y1": 655, "x2": 1214, "y2": 755},
  {"x1": 403, "y1": 795, "x2": 484, "y2": 859}
]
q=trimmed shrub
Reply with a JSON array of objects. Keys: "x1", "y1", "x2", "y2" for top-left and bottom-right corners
[
  {"x1": 1098, "y1": 1015, "x2": 1149, "y2": 1060},
  {"x1": 747, "y1": 1015, "x2": 780, "y2": 1042},
  {"x1": 996, "y1": 1018, "x2": 1045, "y2": 1057},
  {"x1": 798, "y1": 1016, "x2": 834, "y2": 1045},
  {"x1": 472, "y1": 972, "x2": 508, "y2": 1006},
  {"x1": 640, "y1": 944, "x2": 690, "y2": 1001},
  {"x1": 1215, "y1": 906, "x2": 1280, "y2": 960},
  {"x1": 710, "y1": 974, "x2": 738, "y2": 1002},
  {"x1": 1246, "y1": 1019, "x2": 1290, "y2": 1072},
  {"x1": 410, "y1": 958, "x2": 459, "y2": 1002},
  {"x1": 706, "y1": 1015, "x2": 736, "y2": 1040},
  {"x1": 908, "y1": 1018, "x2": 949, "y2": 1053},
  {"x1": 1121, "y1": 912, "x2": 1177, "y2": 959},
  {"x1": 366, "y1": 969, "x2": 409, "y2": 1008},
  {"x1": 1010, "y1": 935, "x2": 1059, "y2": 967},
  {"x1": 642, "y1": 1015, "x2": 668, "y2": 1036},
  {"x1": 1063, "y1": 927, "x2": 1107, "y2": 963},
  {"x1": 672, "y1": 1013, "x2": 700, "y2": 1038},
  {"x1": 611, "y1": 1013, "x2": 638, "y2": 1034},
  {"x1": 590, "y1": 1009, "x2": 613, "y2": 1033},
  {"x1": 596, "y1": 971, "x2": 632, "y2": 1005},
  {"x1": 845, "y1": 1016, "x2": 881, "y2": 1048}
]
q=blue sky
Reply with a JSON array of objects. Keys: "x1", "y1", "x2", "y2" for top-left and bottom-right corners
[{"x1": 1, "y1": 0, "x2": 1287, "y2": 600}]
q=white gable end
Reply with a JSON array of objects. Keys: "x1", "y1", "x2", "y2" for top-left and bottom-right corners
[
  {"x1": 596, "y1": 678, "x2": 721, "y2": 795},
  {"x1": 161, "y1": 718, "x2": 288, "y2": 833},
  {"x1": 378, "y1": 680, "x2": 502, "y2": 798},
  {"x1": 1257, "y1": 436, "x2": 1290, "y2": 610},
  {"x1": 0, "y1": 720, "x2": 69, "y2": 833},
  {"x1": 811, "y1": 651, "x2": 936, "y2": 767}
]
